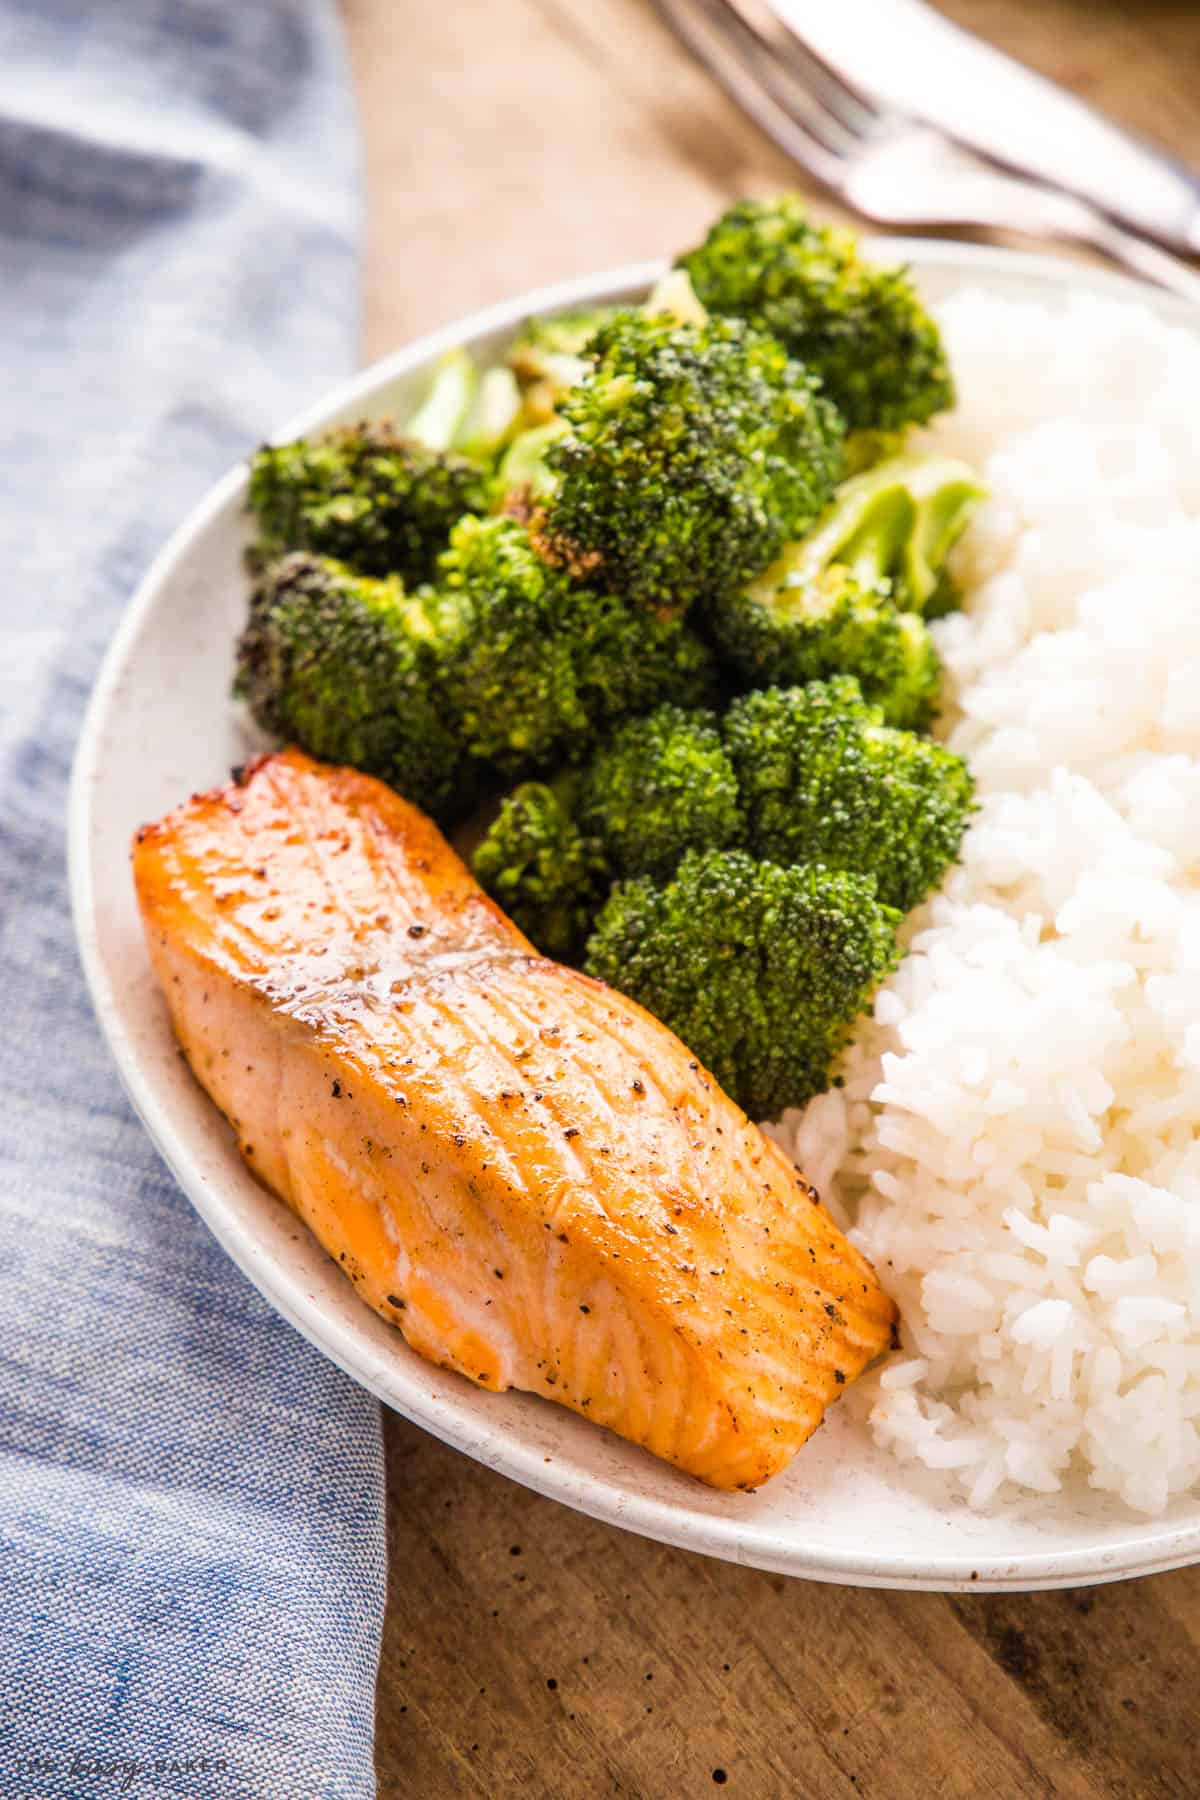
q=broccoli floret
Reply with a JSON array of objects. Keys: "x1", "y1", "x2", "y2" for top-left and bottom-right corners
[
  {"x1": 503, "y1": 285, "x2": 706, "y2": 445},
  {"x1": 841, "y1": 427, "x2": 911, "y2": 478},
  {"x1": 711, "y1": 557, "x2": 941, "y2": 731},
  {"x1": 478, "y1": 694, "x2": 735, "y2": 949},
  {"x1": 472, "y1": 780, "x2": 609, "y2": 960},
  {"x1": 435, "y1": 516, "x2": 719, "y2": 774},
  {"x1": 784, "y1": 452, "x2": 983, "y2": 616},
  {"x1": 504, "y1": 309, "x2": 621, "y2": 444},
  {"x1": 507, "y1": 307, "x2": 620, "y2": 399},
  {"x1": 677, "y1": 195, "x2": 953, "y2": 434},
  {"x1": 435, "y1": 516, "x2": 591, "y2": 772},
  {"x1": 234, "y1": 526, "x2": 716, "y2": 818},
  {"x1": 234, "y1": 552, "x2": 476, "y2": 823},
  {"x1": 569, "y1": 592, "x2": 720, "y2": 733},
  {"x1": 578, "y1": 704, "x2": 742, "y2": 881},
  {"x1": 246, "y1": 422, "x2": 487, "y2": 586},
  {"x1": 505, "y1": 280, "x2": 706, "y2": 402},
  {"x1": 707, "y1": 449, "x2": 983, "y2": 724},
  {"x1": 539, "y1": 309, "x2": 844, "y2": 613},
  {"x1": 510, "y1": 307, "x2": 621, "y2": 367},
  {"x1": 585, "y1": 849, "x2": 900, "y2": 1120},
  {"x1": 723, "y1": 678, "x2": 974, "y2": 912}
]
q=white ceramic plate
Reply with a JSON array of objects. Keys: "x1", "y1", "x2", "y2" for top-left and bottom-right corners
[{"x1": 71, "y1": 243, "x2": 1200, "y2": 1591}]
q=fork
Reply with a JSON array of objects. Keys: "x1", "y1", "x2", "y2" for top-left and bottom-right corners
[{"x1": 656, "y1": 0, "x2": 1200, "y2": 304}]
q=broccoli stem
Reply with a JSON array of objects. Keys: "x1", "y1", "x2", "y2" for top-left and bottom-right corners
[
  {"x1": 904, "y1": 455, "x2": 986, "y2": 606},
  {"x1": 795, "y1": 452, "x2": 984, "y2": 613},
  {"x1": 642, "y1": 268, "x2": 708, "y2": 327},
  {"x1": 761, "y1": 487, "x2": 915, "y2": 609},
  {"x1": 408, "y1": 347, "x2": 480, "y2": 451},
  {"x1": 457, "y1": 366, "x2": 523, "y2": 460},
  {"x1": 494, "y1": 419, "x2": 567, "y2": 505}
]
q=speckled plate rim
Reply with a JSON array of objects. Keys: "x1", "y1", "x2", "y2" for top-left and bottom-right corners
[{"x1": 69, "y1": 241, "x2": 1200, "y2": 1591}]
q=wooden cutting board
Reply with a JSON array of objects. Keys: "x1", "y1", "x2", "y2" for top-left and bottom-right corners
[{"x1": 343, "y1": 2, "x2": 1200, "y2": 1790}]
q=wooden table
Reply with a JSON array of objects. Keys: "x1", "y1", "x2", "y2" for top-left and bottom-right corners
[{"x1": 343, "y1": 3, "x2": 1200, "y2": 1792}]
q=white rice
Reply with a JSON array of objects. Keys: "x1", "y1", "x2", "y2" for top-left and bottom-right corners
[{"x1": 778, "y1": 288, "x2": 1200, "y2": 1515}]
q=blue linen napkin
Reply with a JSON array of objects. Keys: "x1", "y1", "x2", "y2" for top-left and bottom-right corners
[{"x1": 0, "y1": 4, "x2": 386, "y2": 1796}]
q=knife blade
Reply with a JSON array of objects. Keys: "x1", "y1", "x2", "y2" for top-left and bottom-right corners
[{"x1": 771, "y1": 0, "x2": 1200, "y2": 258}]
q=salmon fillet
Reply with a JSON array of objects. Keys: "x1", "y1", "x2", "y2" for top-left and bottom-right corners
[{"x1": 133, "y1": 749, "x2": 896, "y2": 1489}]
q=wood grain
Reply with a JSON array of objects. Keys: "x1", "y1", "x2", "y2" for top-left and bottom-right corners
[{"x1": 341, "y1": 1, "x2": 1200, "y2": 1792}]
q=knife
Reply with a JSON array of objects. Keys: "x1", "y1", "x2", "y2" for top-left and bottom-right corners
[{"x1": 771, "y1": 0, "x2": 1200, "y2": 259}]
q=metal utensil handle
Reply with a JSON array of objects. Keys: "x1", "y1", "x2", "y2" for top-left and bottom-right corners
[
  {"x1": 1082, "y1": 215, "x2": 1200, "y2": 306},
  {"x1": 962, "y1": 167, "x2": 1200, "y2": 305},
  {"x1": 773, "y1": 0, "x2": 1200, "y2": 259}
]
